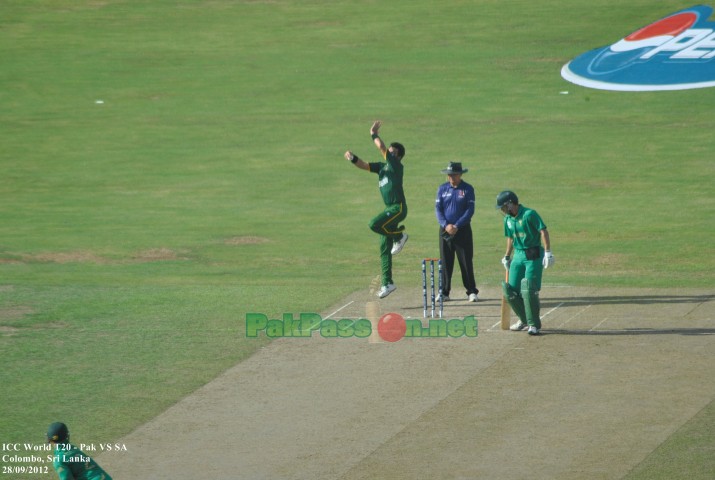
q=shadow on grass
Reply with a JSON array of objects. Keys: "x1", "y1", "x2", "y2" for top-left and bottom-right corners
[
  {"x1": 542, "y1": 328, "x2": 715, "y2": 336},
  {"x1": 543, "y1": 294, "x2": 713, "y2": 307}
]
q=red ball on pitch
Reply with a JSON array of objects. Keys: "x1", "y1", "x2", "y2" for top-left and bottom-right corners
[{"x1": 377, "y1": 313, "x2": 406, "y2": 342}]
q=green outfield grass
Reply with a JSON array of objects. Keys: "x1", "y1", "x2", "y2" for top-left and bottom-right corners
[{"x1": 1, "y1": 0, "x2": 713, "y2": 477}]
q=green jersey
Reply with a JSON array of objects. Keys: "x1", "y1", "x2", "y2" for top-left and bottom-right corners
[
  {"x1": 52, "y1": 444, "x2": 112, "y2": 480},
  {"x1": 504, "y1": 205, "x2": 546, "y2": 250},
  {"x1": 369, "y1": 151, "x2": 406, "y2": 206}
]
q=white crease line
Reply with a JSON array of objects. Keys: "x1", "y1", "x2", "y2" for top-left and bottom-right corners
[
  {"x1": 324, "y1": 300, "x2": 355, "y2": 320},
  {"x1": 590, "y1": 317, "x2": 609, "y2": 332},
  {"x1": 487, "y1": 301, "x2": 564, "y2": 332},
  {"x1": 541, "y1": 302, "x2": 564, "y2": 320},
  {"x1": 488, "y1": 320, "x2": 503, "y2": 331},
  {"x1": 556, "y1": 303, "x2": 592, "y2": 329}
]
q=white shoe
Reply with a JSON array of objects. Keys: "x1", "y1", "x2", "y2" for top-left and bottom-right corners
[
  {"x1": 527, "y1": 326, "x2": 540, "y2": 335},
  {"x1": 468, "y1": 293, "x2": 478, "y2": 302},
  {"x1": 510, "y1": 321, "x2": 527, "y2": 331},
  {"x1": 377, "y1": 284, "x2": 397, "y2": 298},
  {"x1": 436, "y1": 293, "x2": 450, "y2": 302},
  {"x1": 390, "y1": 233, "x2": 408, "y2": 255}
]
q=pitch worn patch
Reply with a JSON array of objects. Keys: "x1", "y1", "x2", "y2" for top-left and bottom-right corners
[
  {"x1": 0, "y1": 305, "x2": 34, "y2": 322},
  {"x1": 0, "y1": 249, "x2": 189, "y2": 264},
  {"x1": 131, "y1": 248, "x2": 186, "y2": 262},
  {"x1": 223, "y1": 236, "x2": 271, "y2": 245}
]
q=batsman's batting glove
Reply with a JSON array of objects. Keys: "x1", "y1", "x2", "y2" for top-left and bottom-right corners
[
  {"x1": 542, "y1": 251, "x2": 555, "y2": 268},
  {"x1": 501, "y1": 256, "x2": 511, "y2": 270}
]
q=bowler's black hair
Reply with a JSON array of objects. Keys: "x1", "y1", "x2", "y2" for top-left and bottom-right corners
[{"x1": 390, "y1": 142, "x2": 405, "y2": 159}]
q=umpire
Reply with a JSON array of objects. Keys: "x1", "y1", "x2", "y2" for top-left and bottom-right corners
[{"x1": 435, "y1": 162, "x2": 479, "y2": 302}]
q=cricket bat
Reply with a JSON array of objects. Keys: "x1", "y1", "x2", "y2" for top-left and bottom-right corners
[{"x1": 500, "y1": 270, "x2": 510, "y2": 330}]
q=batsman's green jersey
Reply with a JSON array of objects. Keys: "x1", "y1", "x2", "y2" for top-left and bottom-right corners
[
  {"x1": 52, "y1": 444, "x2": 112, "y2": 480},
  {"x1": 369, "y1": 151, "x2": 406, "y2": 207},
  {"x1": 503, "y1": 205, "x2": 546, "y2": 250}
]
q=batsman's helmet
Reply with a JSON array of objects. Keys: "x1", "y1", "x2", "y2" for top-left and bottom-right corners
[
  {"x1": 495, "y1": 190, "x2": 518, "y2": 209},
  {"x1": 47, "y1": 422, "x2": 69, "y2": 443}
]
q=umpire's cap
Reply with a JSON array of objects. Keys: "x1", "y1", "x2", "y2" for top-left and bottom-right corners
[
  {"x1": 441, "y1": 162, "x2": 468, "y2": 174},
  {"x1": 495, "y1": 190, "x2": 519, "y2": 208},
  {"x1": 47, "y1": 422, "x2": 69, "y2": 443}
]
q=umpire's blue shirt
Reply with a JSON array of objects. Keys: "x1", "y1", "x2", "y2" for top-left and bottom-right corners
[{"x1": 435, "y1": 180, "x2": 476, "y2": 229}]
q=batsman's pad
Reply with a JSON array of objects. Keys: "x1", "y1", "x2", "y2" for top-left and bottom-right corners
[
  {"x1": 521, "y1": 278, "x2": 541, "y2": 329},
  {"x1": 502, "y1": 281, "x2": 527, "y2": 323}
]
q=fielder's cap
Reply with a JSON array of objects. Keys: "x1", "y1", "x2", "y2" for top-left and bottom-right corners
[
  {"x1": 441, "y1": 162, "x2": 468, "y2": 174},
  {"x1": 47, "y1": 422, "x2": 69, "y2": 443}
]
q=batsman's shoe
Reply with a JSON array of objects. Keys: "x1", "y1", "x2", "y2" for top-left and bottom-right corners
[
  {"x1": 510, "y1": 321, "x2": 528, "y2": 331},
  {"x1": 390, "y1": 233, "x2": 409, "y2": 255},
  {"x1": 527, "y1": 326, "x2": 540, "y2": 336},
  {"x1": 377, "y1": 284, "x2": 397, "y2": 299},
  {"x1": 468, "y1": 293, "x2": 479, "y2": 303}
]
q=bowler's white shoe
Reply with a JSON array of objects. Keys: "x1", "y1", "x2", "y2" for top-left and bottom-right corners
[
  {"x1": 468, "y1": 293, "x2": 479, "y2": 302},
  {"x1": 377, "y1": 284, "x2": 397, "y2": 298},
  {"x1": 390, "y1": 233, "x2": 408, "y2": 255},
  {"x1": 510, "y1": 321, "x2": 528, "y2": 331}
]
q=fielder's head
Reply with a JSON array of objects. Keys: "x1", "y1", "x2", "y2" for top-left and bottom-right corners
[
  {"x1": 389, "y1": 142, "x2": 405, "y2": 160},
  {"x1": 496, "y1": 190, "x2": 519, "y2": 216},
  {"x1": 47, "y1": 422, "x2": 69, "y2": 444}
]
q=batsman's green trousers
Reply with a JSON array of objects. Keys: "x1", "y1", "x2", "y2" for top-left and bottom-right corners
[
  {"x1": 508, "y1": 247, "x2": 544, "y2": 292},
  {"x1": 507, "y1": 247, "x2": 544, "y2": 329}
]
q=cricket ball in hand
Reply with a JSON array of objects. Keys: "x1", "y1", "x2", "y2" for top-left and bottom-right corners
[{"x1": 377, "y1": 313, "x2": 406, "y2": 342}]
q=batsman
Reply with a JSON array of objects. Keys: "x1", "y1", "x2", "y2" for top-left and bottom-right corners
[{"x1": 496, "y1": 191, "x2": 554, "y2": 335}]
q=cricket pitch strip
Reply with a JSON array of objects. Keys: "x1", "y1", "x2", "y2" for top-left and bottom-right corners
[{"x1": 100, "y1": 286, "x2": 714, "y2": 479}]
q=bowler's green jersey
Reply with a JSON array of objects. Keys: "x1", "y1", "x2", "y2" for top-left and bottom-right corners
[
  {"x1": 52, "y1": 444, "x2": 112, "y2": 480},
  {"x1": 369, "y1": 151, "x2": 406, "y2": 206},
  {"x1": 503, "y1": 205, "x2": 546, "y2": 250}
]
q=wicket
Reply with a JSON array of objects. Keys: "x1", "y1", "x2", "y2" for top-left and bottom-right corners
[{"x1": 422, "y1": 258, "x2": 443, "y2": 318}]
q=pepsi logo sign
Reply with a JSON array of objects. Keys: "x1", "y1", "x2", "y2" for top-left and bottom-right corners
[{"x1": 562, "y1": 5, "x2": 715, "y2": 91}]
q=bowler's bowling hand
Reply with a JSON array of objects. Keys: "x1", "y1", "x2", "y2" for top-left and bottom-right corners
[{"x1": 370, "y1": 121, "x2": 381, "y2": 135}]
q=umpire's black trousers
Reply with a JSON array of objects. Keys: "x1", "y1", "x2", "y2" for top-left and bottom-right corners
[{"x1": 439, "y1": 224, "x2": 479, "y2": 297}]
